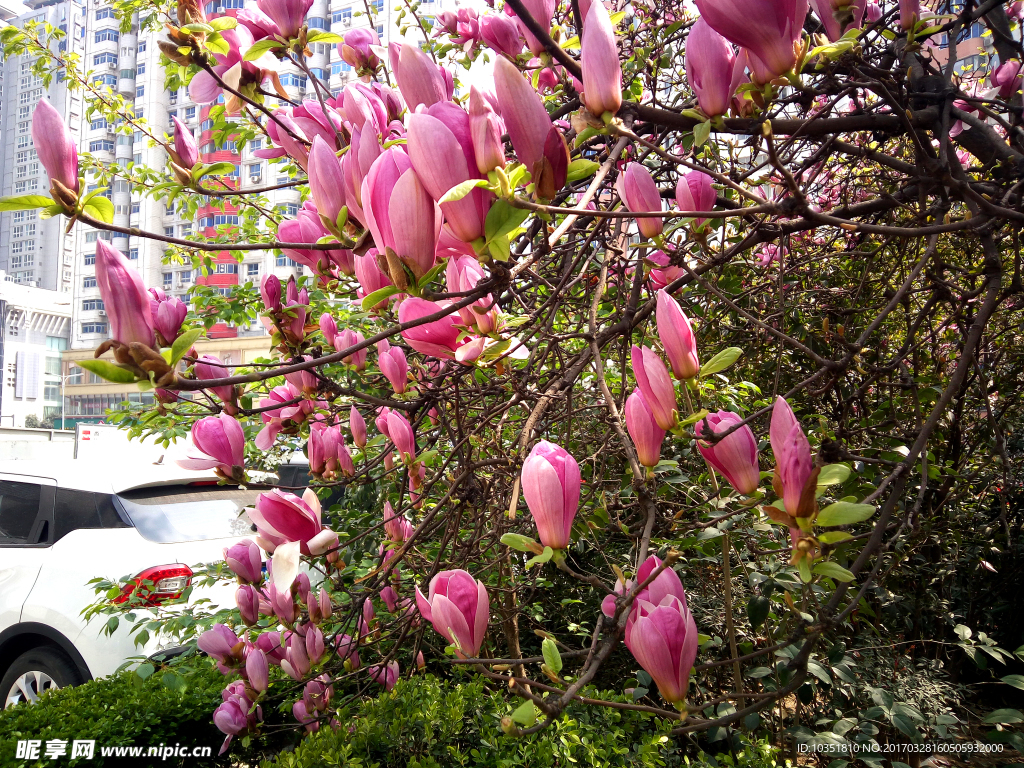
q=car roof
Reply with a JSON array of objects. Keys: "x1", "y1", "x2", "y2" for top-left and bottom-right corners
[{"x1": 0, "y1": 459, "x2": 220, "y2": 494}]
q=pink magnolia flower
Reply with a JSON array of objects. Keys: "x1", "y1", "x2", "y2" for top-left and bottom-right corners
[
  {"x1": 415, "y1": 569, "x2": 490, "y2": 658},
  {"x1": 32, "y1": 98, "x2": 79, "y2": 194},
  {"x1": 248, "y1": 488, "x2": 338, "y2": 555},
  {"x1": 341, "y1": 27, "x2": 382, "y2": 72},
  {"x1": 257, "y1": 0, "x2": 313, "y2": 38},
  {"x1": 389, "y1": 42, "x2": 451, "y2": 110},
  {"x1": 170, "y1": 115, "x2": 199, "y2": 170},
  {"x1": 696, "y1": 411, "x2": 761, "y2": 495},
  {"x1": 656, "y1": 290, "x2": 700, "y2": 380},
  {"x1": 616, "y1": 163, "x2": 663, "y2": 239},
  {"x1": 336, "y1": 328, "x2": 368, "y2": 370},
  {"x1": 177, "y1": 413, "x2": 246, "y2": 481},
  {"x1": 685, "y1": 19, "x2": 742, "y2": 118},
  {"x1": 377, "y1": 339, "x2": 410, "y2": 394},
  {"x1": 469, "y1": 86, "x2": 506, "y2": 174},
  {"x1": 224, "y1": 539, "x2": 262, "y2": 584},
  {"x1": 631, "y1": 345, "x2": 678, "y2": 430},
  {"x1": 769, "y1": 396, "x2": 814, "y2": 517},
  {"x1": 694, "y1": 0, "x2": 809, "y2": 82},
  {"x1": 446, "y1": 256, "x2": 499, "y2": 333},
  {"x1": 508, "y1": 0, "x2": 554, "y2": 55},
  {"x1": 194, "y1": 355, "x2": 236, "y2": 406},
  {"x1": 623, "y1": 557, "x2": 698, "y2": 705},
  {"x1": 383, "y1": 501, "x2": 415, "y2": 542},
  {"x1": 148, "y1": 288, "x2": 188, "y2": 347},
  {"x1": 480, "y1": 13, "x2": 524, "y2": 58},
  {"x1": 675, "y1": 170, "x2": 717, "y2": 228},
  {"x1": 397, "y1": 298, "x2": 464, "y2": 359},
  {"x1": 187, "y1": 27, "x2": 279, "y2": 109},
  {"x1": 625, "y1": 389, "x2": 666, "y2": 468},
  {"x1": 580, "y1": 0, "x2": 622, "y2": 117},
  {"x1": 354, "y1": 249, "x2": 393, "y2": 306},
  {"x1": 369, "y1": 660, "x2": 400, "y2": 690},
  {"x1": 521, "y1": 440, "x2": 581, "y2": 549},
  {"x1": 351, "y1": 406, "x2": 367, "y2": 448},
  {"x1": 95, "y1": 240, "x2": 155, "y2": 349},
  {"x1": 362, "y1": 147, "x2": 441, "y2": 280}
]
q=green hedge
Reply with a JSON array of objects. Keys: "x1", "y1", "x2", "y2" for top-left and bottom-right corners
[
  {"x1": 264, "y1": 674, "x2": 783, "y2": 768},
  {"x1": 0, "y1": 665, "x2": 228, "y2": 768},
  {"x1": 0, "y1": 667, "x2": 782, "y2": 768}
]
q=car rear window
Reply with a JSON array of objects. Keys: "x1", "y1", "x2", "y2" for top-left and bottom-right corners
[{"x1": 115, "y1": 485, "x2": 259, "y2": 543}]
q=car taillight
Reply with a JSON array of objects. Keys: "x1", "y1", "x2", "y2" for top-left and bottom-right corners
[{"x1": 113, "y1": 564, "x2": 193, "y2": 606}]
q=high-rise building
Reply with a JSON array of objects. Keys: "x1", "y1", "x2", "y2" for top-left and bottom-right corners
[
  {"x1": 0, "y1": 0, "x2": 86, "y2": 292},
  {"x1": 67, "y1": 0, "x2": 459, "y2": 351}
]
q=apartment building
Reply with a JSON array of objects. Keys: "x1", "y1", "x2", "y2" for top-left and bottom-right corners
[
  {"x1": 0, "y1": 0, "x2": 85, "y2": 292},
  {"x1": 67, "y1": 0, "x2": 454, "y2": 352}
]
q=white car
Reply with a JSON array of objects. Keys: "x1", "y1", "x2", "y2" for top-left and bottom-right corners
[{"x1": 0, "y1": 460, "x2": 261, "y2": 708}]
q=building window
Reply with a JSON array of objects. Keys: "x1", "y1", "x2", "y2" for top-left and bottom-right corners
[
  {"x1": 94, "y1": 28, "x2": 120, "y2": 43},
  {"x1": 334, "y1": 7, "x2": 352, "y2": 24},
  {"x1": 248, "y1": 162, "x2": 262, "y2": 179},
  {"x1": 131, "y1": 202, "x2": 140, "y2": 214},
  {"x1": 137, "y1": 61, "x2": 145, "y2": 75},
  {"x1": 164, "y1": 226, "x2": 175, "y2": 236},
  {"x1": 93, "y1": 74, "x2": 117, "y2": 88},
  {"x1": 120, "y1": 68, "x2": 135, "y2": 79},
  {"x1": 83, "y1": 276, "x2": 97, "y2": 288},
  {"x1": 279, "y1": 73, "x2": 307, "y2": 88},
  {"x1": 93, "y1": 52, "x2": 118, "y2": 65},
  {"x1": 249, "y1": 138, "x2": 262, "y2": 151},
  {"x1": 307, "y1": 16, "x2": 326, "y2": 28},
  {"x1": 135, "y1": 85, "x2": 144, "y2": 98},
  {"x1": 46, "y1": 336, "x2": 68, "y2": 352},
  {"x1": 82, "y1": 323, "x2": 108, "y2": 334},
  {"x1": 247, "y1": 263, "x2": 259, "y2": 277},
  {"x1": 138, "y1": 40, "x2": 146, "y2": 52},
  {"x1": 95, "y1": 7, "x2": 115, "y2": 19},
  {"x1": 84, "y1": 253, "x2": 95, "y2": 265},
  {"x1": 185, "y1": 106, "x2": 196, "y2": 120},
  {"x1": 90, "y1": 117, "x2": 108, "y2": 130},
  {"x1": 129, "y1": 248, "x2": 139, "y2": 259},
  {"x1": 163, "y1": 272, "x2": 172, "y2": 287},
  {"x1": 180, "y1": 270, "x2": 192, "y2": 284},
  {"x1": 215, "y1": 263, "x2": 239, "y2": 274},
  {"x1": 82, "y1": 299, "x2": 105, "y2": 311},
  {"x1": 89, "y1": 140, "x2": 115, "y2": 152},
  {"x1": 276, "y1": 255, "x2": 298, "y2": 266}
]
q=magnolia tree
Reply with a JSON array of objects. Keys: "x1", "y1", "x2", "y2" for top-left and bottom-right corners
[{"x1": 7, "y1": 0, "x2": 1024, "y2": 755}]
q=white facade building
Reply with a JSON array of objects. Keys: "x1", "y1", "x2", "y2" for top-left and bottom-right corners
[{"x1": 0, "y1": 271, "x2": 72, "y2": 427}]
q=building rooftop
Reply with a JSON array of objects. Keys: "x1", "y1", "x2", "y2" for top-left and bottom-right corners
[{"x1": 0, "y1": 272, "x2": 73, "y2": 315}]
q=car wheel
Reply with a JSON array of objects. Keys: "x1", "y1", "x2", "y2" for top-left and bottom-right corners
[{"x1": 1, "y1": 648, "x2": 83, "y2": 708}]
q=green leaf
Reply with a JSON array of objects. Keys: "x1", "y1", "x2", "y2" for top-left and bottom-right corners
[
  {"x1": 205, "y1": 33, "x2": 229, "y2": 56},
  {"x1": 699, "y1": 347, "x2": 743, "y2": 377},
  {"x1": 415, "y1": 260, "x2": 446, "y2": 290},
  {"x1": 817, "y1": 531, "x2": 853, "y2": 545},
  {"x1": 197, "y1": 161, "x2": 239, "y2": 179},
  {"x1": 542, "y1": 637, "x2": 563, "y2": 675},
  {"x1": 816, "y1": 463, "x2": 851, "y2": 486},
  {"x1": 361, "y1": 285, "x2": 400, "y2": 310},
  {"x1": 680, "y1": 409, "x2": 710, "y2": 428},
  {"x1": 813, "y1": 561, "x2": 855, "y2": 582},
  {"x1": 1001, "y1": 674, "x2": 1024, "y2": 691},
  {"x1": 816, "y1": 501, "x2": 876, "y2": 527},
  {"x1": 746, "y1": 595, "x2": 770, "y2": 630},
  {"x1": 209, "y1": 16, "x2": 238, "y2": 30},
  {"x1": 693, "y1": 119, "x2": 712, "y2": 148},
  {"x1": 162, "y1": 670, "x2": 186, "y2": 692},
  {"x1": 510, "y1": 700, "x2": 537, "y2": 726},
  {"x1": 306, "y1": 30, "x2": 344, "y2": 44},
  {"x1": 78, "y1": 358, "x2": 137, "y2": 384},
  {"x1": 797, "y1": 558, "x2": 813, "y2": 583},
  {"x1": 485, "y1": 199, "x2": 530, "y2": 243},
  {"x1": 984, "y1": 708, "x2": 1024, "y2": 724},
  {"x1": 439, "y1": 178, "x2": 489, "y2": 204},
  {"x1": 525, "y1": 546, "x2": 554, "y2": 568},
  {"x1": 566, "y1": 158, "x2": 600, "y2": 182},
  {"x1": 170, "y1": 328, "x2": 204, "y2": 365},
  {"x1": 82, "y1": 195, "x2": 114, "y2": 224},
  {"x1": 500, "y1": 533, "x2": 540, "y2": 553},
  {"x1": 181, "y1": 22, "x2": 215, "y2": 33},
  {"x1": 135, "y1": 662, "x2": 156, "y2": 681},
  {"x1": 242, "y1": 38, "x2": 283, "y2": 61},
  {"x1": 0, "y1": 194, "x2": 54, "y2": 211}
]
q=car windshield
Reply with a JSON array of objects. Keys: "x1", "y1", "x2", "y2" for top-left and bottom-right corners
[{"x1": 115, "y1": 485, "x2": 259, "y2": 543}]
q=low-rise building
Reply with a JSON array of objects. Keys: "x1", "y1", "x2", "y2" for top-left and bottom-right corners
[
  {"x1": 60, "y1": 334, "x2": 274, "y2": 428},
  {"x1": 0, "y1": 271, "x2": 72, "y2": 427}
]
